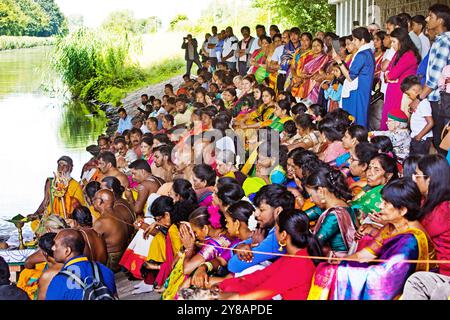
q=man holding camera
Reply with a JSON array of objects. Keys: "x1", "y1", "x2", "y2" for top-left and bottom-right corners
[{"x1": 181, "y1": 34, "x2": 202, "y2": 77}]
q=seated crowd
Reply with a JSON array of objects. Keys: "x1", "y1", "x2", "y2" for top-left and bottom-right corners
[{"x1": 9, "y1": 3, "x2": 450, "y2": 300}]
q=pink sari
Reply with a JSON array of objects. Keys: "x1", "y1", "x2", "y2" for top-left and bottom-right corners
[{"x1": 301, "y1": 53, "x2": 330, "y2": 103}]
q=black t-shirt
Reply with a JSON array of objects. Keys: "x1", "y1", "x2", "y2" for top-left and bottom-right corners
[{"x1": 0, "y1": 284, "x2": 29, "y2": 300}]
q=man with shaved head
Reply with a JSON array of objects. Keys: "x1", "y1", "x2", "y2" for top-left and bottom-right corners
[
  {"x1": 92, "y1": 190, "x2": 129, "y2": 273},
  {"x1": 45, "y1": 229, "x2": 117, "y2": 300}
]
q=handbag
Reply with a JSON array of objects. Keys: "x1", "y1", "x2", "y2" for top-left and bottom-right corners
[{"x1": 440, "y1": 120, "x2": 450, "y2": 151}]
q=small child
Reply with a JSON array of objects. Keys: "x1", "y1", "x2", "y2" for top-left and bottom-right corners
[
  {"x1": 291, "y1": 102, "x2": 307, "y2": 118},
  {"x1": 280, "y1": 120, "x2": 298, "y2": 145},
  {"x1": 233, "y1": 75, "x2": 244, "y2": 97},
  {"x1": 322, "y1": 63, "x2": 344, "y2": 112},
  {"x1": 401, "y1": 75, "x2": 434, "y2": 156},
  {"x1": 371, "y1": 109, "x2": 411, "y2": 161},
  {"x1": 306, "y1": 103, "x2": 327, "y2": 129}
]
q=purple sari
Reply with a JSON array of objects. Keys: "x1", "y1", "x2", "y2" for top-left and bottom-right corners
[
  {"x1": 308, "y1": 228, "x2": 431, "y2": 300},
  {"x1": 302, "y1": 53, "x2": 330, "y2": 103}
]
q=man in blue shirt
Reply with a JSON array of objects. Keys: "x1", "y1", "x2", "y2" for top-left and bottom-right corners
[
  {"x1": 45, "y1": 229, "x2": 117, "y2": 300},
  {"x1": 227, "y1": 184, "x2": 295, "y2": 274},
  {"x1": 117, "y1": 107, "x2": 133, "y2": 135}
]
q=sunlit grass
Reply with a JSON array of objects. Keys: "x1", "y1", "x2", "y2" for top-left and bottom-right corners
[{"x1": 0, "y1": 36, "x2": 55, "y2": 51}]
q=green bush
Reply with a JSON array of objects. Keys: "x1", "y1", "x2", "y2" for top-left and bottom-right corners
[
  {"x1": 0, "y1": 35, "x2": 55, "y2": 50},
  {"x1": 52, "y1": 27, "x2": 185, "y2": 105}
]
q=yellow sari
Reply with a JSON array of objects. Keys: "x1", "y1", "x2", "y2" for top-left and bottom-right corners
[{"x1": 291, "y1": 48, "x2": 313, "y2": 97}]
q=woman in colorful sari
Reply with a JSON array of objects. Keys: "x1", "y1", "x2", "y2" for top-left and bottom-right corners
[
  {"x1": 192, "y1": 164, "x2": 216, "y2": 207},
  {"x1": 230, "y1": 75, "x2": 257, "y2": 118},
  {"x1": 215, "y1": 209, "x2": 321, "y2": 300},
  {"x1": 237, "y1": 87, "x2": 276, "y2": 129},
  {"x1": 290, "y1": 32, "x2": 313, "y2": 98},
  {"x1": 190, "y1": 201, "x2": 254, "y2": 289},
  {"x1": 266, "y1": 33, "x2": 283, "y2": 91},
  {"x1": 266, "y1": 100, "x2": 293, "y2": 133},
  {"x1": 162, "y1": 206, "x2": 233, "y2": 300},
  {"x1": 305, "y1": 166, "x2": 357, "y2": 256},
  {"x1": 309, "y1": 178, "x2": 434, "y2": 300},
  {"x1": 347, "y1": 142, "x2": 379, "y2": 197},
  {"x1": 413, "y1": 155, "x2": 450, "y2": 276},
  {"x1": 221, "y1": 88, "x2": 237, "y2": 111},
  {"x1": 373, "y1": 31, "x2": 387, "y2": 92},
  {"x1": 137, "y1": 195, "x2": 198, "y2": 294},
  {"x1": 351, "y1": 153, "x2": 399, "y2": 223},
  {"x1": 298, "y1": 38, "x2": 330, "y2": 103},
  {"x1": 247, "y1": 36, "x2": 271, "y2": 84}
]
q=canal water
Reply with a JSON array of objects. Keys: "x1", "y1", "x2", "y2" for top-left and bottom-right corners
[{"x1": 0, "y1": 46, "x2": 107, "y2": 245}]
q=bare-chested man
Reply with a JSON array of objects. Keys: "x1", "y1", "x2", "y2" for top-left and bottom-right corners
[
  {"x1": 124, "y1": 159, "x2": 164, "y2": 217},
  {"x1": 69, "y1": 206, "x2": 108, "y2": 265},
  {"x1": 97, "y1": 151, "x2": 129, "y2": 189},
  {"x1": 92, "y1": 190, "x2": 129, "y2": 273},
  {"x1": 36, "y1": 233, "x2": 62, "y2": 300},
  {"x1": 101, "y1": 176, "x2": 136, "y2": 237},
  {"x1": 152, "y1": 144, "x2": 176, "y2": 182}
]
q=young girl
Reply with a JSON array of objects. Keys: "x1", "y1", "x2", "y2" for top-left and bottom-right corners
[
  {"x1": 322, "y1": 63, "x2": 344, "y2": 112},
  {"x1": 306, "y1": 103, "x2": 327, "y2": 129},
  {"x1": 288, "y1": 113, "x2": 322, "y2": 153},
  {"x1": 162, "y1": 206, "x2": 233, "y2": 299}
]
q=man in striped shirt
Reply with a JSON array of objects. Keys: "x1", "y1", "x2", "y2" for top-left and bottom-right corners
[{"x1": 411, "y1": 4, "x2": 450, "y2": 154}]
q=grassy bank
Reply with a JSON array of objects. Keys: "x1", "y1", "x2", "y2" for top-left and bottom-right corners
[
  {"x1": 0, "y1": 36, "x2": 55, "y2": 51},
  {"x1": 98, "y1": 56, "x2": 185, "y2": 106},
  {"x1": 52, "y1": 28, "x2": 184, "y2": 106}
]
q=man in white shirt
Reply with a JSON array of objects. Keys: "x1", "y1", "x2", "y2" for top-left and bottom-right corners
[
  {"x1": 222, "y1": 26, "x2": 238, "y2": 71},
  {"x1": 236, "y1": 26, "x2": 256, "y2": 76},
  {"x1": 380, "y1": 33, "x2": 396, "y2": 95},
  {"x1": 207, "y1": 26, "x2": 219, "y2": 67},
  {"x1": 249, "y1": 24, "x2": 267, "y2": 55},
  {"x1": 411, "y1": 15, "x2": 431, "y2": 58}
]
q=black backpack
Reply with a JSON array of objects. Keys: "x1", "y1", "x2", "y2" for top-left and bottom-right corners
[{"x1": 59, "y1": 261, "x2": 116, "y2": 300}]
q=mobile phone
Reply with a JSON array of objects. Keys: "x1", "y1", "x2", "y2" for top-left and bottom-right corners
[{"x1": 332, "y1": 39, "x2": 341, "y2": 54}]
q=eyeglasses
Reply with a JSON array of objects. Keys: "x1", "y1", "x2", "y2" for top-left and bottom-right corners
[{"x1": 412, "y1": 173, "x2": 428, "y2": 179}]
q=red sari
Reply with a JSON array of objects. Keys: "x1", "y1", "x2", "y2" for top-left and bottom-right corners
[{"x1": 420, "y1": 201, "x2": 450, "y2": 276}]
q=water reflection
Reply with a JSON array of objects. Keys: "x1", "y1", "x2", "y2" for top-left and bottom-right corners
[{"x1": 0, "y1": 47, "x2": 107, "y2": 242}]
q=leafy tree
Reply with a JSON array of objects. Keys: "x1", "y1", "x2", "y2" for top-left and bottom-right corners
[
  {"x1": 253, "y1": 0, "x2": 336, "y2": 34},
  {"x1": 35, "y1": 0, "x2": 68, "y2": 36},
  {"x1": 137, "y1": 16, "x2": 162, "y2": 33},
  {"x1": 16, "y1": 0, "x2": 50, "y2": 36},
  {"x1": 169, "y1": 14, "x2": 189, "y2": 31},
  {"x1": 101, "y1": 10, "x2": 139, "y2": 35},
  {"x1": 0, "y1": 0, "x2": 28, "y2": 35}
]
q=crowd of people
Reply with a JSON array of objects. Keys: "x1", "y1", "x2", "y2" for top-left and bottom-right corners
[{"x1": 3, "y1": 3, "x2": 450, "y2": 301}]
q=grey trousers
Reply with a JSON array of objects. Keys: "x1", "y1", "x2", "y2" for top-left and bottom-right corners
[{"x1": 402, "y1": 272, "x2": 450, "y2": 300}]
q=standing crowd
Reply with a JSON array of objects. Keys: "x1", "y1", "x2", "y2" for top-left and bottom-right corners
[{"x1": 2, "y1": 3, "x2": 450, "y2": 301}]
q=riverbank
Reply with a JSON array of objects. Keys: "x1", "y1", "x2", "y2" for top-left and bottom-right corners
[
  {"x1": 0, "y1": 36, "x2": 55, "y2": 51},
  {"x1": 101, "y1": 74, "x2": 184, "y2": 136}
]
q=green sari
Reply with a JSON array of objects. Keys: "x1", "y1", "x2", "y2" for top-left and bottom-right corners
[{"x1": 351, "y1": 185, "x2": 383, "y2": 223}]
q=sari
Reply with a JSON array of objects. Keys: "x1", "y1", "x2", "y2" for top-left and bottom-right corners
[
  {"x1": 314, "y1": 207, "x2": 357, "y2": 254},
  {"x1": 195, "y1": 187, "x2": 215, "y2": 207},
  {"x1": 16, "y1": 262, "x2": 47, "y2": 300},
  {"x1": 308, "y1": 227, "x2": 432, "y2": 300},
  {"x1": 351, "y1": 185, "x2": 383, "y2": 223},
  {"x1": 301, "y1": 53, "x2": 330, "y2": 103},
  {"x1": 291, "y1": 49, "x2": 313, "y2": 98},
  {"x1": 373, "y1": 52, "x2": 384, "y2": 91},
  {"x1": 248, "y1": 50, "x2": 268, "y2": 83},
  {"x1": 162, "y1": 234, "x2": 233, "y2": 300}
]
